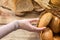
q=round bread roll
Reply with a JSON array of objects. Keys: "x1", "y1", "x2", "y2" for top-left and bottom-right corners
[
  {"x1": 42, "y1": 28, "x2": 54, "y2": 40},
  {"x1": 37, "y1": 12, "x2": 53, "y2": 40},
  {"x1": 54, "y1": 35, "x2": 60, "y2": 40},
  {"x1": 38, "y1": 12, "x2": 53, "y2": 28},
  {"x1": 49, "y1": 16, "x2": 60, "y2": 33},
  {"x1": 51, "y1": 0, "x2": 60, "y2": 7}
]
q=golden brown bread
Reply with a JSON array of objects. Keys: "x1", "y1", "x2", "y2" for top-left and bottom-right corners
[
  {"x1": 54, "y1": 35, "x2": 60, "y2": 40},
  {"x1": 49, "y1": 16, "x2": 60, "y2": 33},
  {"x1": 51, "y1": 0, "x2": 60, "y2": 7},
  {"x1": 37, "y1": 12, "x2": 53, "y2": 40},
  {"x1": 42, "y1": 28, "x2": 54, "y2": 40},
  {"x1": 38, "y1": 12, "x2": 53, "y2": 28}
]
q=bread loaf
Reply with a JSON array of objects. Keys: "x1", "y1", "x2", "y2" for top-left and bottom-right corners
[
  {"x1": 42, "y1": 28, "x2": 53, "y2": 40},
  {"x1": 37, "y1": 12, "x2": 53, "y2": 40},
  {"x1": 38, "y1": 12, "x2": 53, "y2": 28},
  {"x1": 49, "y1": 16, "x2": 60, "y2": 33}
]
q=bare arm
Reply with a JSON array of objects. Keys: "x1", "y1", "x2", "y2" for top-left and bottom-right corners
[
  {"x1": 0, "y1": 21, "x2": 19, "y2": 38},
  {"x1": 0, "y1": 18, "x2": 46, "y2": 39}
]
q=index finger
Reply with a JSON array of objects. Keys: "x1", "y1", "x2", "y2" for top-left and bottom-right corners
[{"x1": 25, "y1": 18, "x2": 39, "y2": 22}]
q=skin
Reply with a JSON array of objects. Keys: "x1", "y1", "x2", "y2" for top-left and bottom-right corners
[
  {"x1": 0, "y1": 6, "x2": 46, "y2": 39},
  {"x1": 0, "y1": 18, "x2": 46, "y2": 39}
]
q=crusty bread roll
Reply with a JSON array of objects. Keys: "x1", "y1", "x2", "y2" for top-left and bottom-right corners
[
  {"x1": 49, "y1": 16, "x2": 60, "y2": 33},
  {"x1": 38, "y1": 12, "x2": 53, "y2": 28},
  {"x1": 42, "y1": 28, "x2": 54, "y2": 40},
  {"x1": 37, "y1": 12, "x2": 53, "y2": 40}
]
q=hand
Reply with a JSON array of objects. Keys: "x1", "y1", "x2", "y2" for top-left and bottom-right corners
[{"x1": 18, "y1": 18, "x2": 46, "y2": 32}]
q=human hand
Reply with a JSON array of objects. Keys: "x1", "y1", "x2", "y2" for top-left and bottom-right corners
[{"x1": 18, "y1": 18, "x2": 46, "y2": 32}]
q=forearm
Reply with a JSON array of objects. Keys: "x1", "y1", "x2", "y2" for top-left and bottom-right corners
[
  {"x1": 0, "y1": 21, "x2": 19, "y2": 39},
  {"x1": 0, "y1": 18, "x2": 39, "y2": 39}
]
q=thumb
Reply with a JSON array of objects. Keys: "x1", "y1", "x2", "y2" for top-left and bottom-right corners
[{"x1": 31, "y1": 27, "x2": 46, "y2": 32}]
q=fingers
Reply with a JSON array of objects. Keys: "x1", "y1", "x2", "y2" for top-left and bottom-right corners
[
  {"x1": 28, "y1": 18, "x2": 39, "y2": 22},
  {"x1": 23, "y1": 18, "x2": 39, "y2": 22},
  {"x1": 17, "y1": 20, "x2": 46, "y2": 32},
  {"x1": 34, "y1": 27, "x2": 46, "y2": 32},
  {"x1": 30, "y1": 26, "x2": 46, "y2": 32}
]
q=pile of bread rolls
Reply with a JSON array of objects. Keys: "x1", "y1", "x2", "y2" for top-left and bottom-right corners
[{"x1": 37, "y1": 12, "x2": 60, "y2": 40}]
